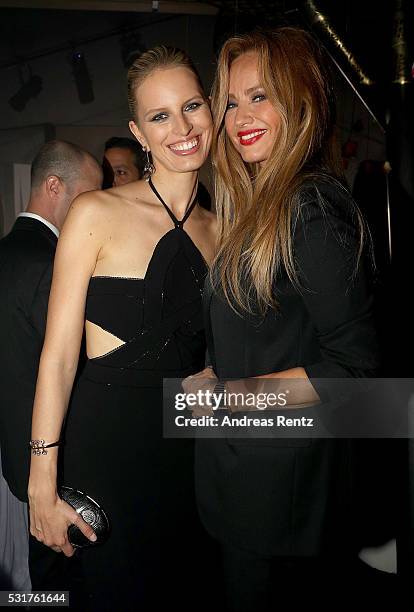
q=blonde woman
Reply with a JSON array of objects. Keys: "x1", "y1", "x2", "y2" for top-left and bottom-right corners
[
  {"x1": 28, "y1": 47, "x2": 216, "y2": 609},
  {"x1": 191, "y1": 28, "x2": 378, "y2": 610}
]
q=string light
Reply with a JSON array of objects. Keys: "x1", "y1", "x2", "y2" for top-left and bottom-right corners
[
  {"x1": 306, "y1": 0, "x2": 374, "y2": 86},
  {"x1": 392, "y1": 0, "x2": 410, "y2": 85}
]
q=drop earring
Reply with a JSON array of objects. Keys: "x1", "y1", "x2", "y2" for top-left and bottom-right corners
[{"x1": 142, "y1": 146, "x2": 155, "y2": 180}]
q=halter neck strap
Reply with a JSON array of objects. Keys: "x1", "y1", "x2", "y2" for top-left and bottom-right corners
[{"x1": 148, "y1": 178, "x2": 197, "y2": 229}]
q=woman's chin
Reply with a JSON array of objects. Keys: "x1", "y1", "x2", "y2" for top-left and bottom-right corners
[
  {"x1": 237, "y1": 148, "x2": 268, "y2": 165},
  {"x1": 171, "y1": 155, "x2": 208, "y2": 173}
]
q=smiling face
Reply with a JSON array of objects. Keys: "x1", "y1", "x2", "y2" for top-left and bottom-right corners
[
  {"x1": 224, "y1": 52, "x2": 281, "y2": 166},
  {"x1": 129, "y1": 66, "x2": 212, "y2": 176}
]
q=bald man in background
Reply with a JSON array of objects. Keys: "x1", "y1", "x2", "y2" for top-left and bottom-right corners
[{"x1": 0, "y1": 140, "x2": 102, "y2": 595}]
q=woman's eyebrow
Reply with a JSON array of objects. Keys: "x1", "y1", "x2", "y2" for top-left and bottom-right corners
[
  {"x1": 228, "y1": 85, "x2": 263, "y2": 98},
  {"x1": 145, "y1": 95, "x2": 203, "y2": 117},
  {"x1": 145, "y1": 106, "x2": 166, "y2": 116},
  {"x1": 246, "y1": 85, "x2": 263, "y2": 94}
]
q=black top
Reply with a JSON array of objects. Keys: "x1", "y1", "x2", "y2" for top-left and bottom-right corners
[
  {"x1": 196, "y1": 179, "x2": 380, "y2": 557},
  {"x1": 85, "y1": 187, "x2": 207, "y2": 376},
  {"x1": 205, "y1": 179, "x2": 379, "y2": 382},
  {"x1": 0, "y1": 217, "x2": 57, "y2": 501}
]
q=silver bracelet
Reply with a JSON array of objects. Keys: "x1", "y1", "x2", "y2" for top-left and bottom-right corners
[{"x1": 29, "y1": 439, "x2": 62, "y2": 456}]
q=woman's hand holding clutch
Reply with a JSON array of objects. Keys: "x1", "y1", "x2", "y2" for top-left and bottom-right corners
[{"x1": 28, "y1": 485, "x2": 97, "y2": 557}]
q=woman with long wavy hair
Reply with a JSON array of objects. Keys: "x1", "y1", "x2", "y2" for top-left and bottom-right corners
[{"x1": 187, "y1": 27, "x2": 379, "y2": 610}]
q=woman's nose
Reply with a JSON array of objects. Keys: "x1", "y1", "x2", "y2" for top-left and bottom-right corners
[
  {"x1": 173, "y1": 114, "x2": 193, "y2": 136},
  {"x1": 235, "y1": 104, "x2": 253, "y2": 128}
]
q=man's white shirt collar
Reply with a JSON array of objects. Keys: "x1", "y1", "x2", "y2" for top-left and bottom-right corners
[{"x1": 17, "y1": 213, "x2": 59, "y2": 238}]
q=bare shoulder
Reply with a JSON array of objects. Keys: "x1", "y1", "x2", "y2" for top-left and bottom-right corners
[
  {"x1": 67, "y1": 189, "x2": 113, "y2": 220},
  {"x1": 64, "y1": 185, "x2": 141, "y2": 230},
  {"x1": 104, "y1": 180, "x2": 151, "y2": 206}
]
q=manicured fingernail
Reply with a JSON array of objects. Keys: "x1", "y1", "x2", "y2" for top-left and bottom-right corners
[{"x1": 90, "y1": 533, "x2": 97, "y2": 542}]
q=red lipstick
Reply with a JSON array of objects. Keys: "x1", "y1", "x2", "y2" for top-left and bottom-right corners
[{"x1": 237, "y1": 129, "x2": 267, "y2": 146}]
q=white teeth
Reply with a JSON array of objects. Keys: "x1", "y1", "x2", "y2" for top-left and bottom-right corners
[
  {"x1": 169, "y1": 137, "x2": 199, "y2": 151},
  {"x1": 240, "y1": 130, "x2": 266, "y2": 141}
]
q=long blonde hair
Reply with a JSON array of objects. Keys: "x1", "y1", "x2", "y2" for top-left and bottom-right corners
[{"x1": 211, "y1": 27, "x2": 350, "y2": 314}]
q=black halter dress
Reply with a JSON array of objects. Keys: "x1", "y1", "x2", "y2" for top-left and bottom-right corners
[{"x1": 63, "y1": 188, "x2": 208, "y2": 610}]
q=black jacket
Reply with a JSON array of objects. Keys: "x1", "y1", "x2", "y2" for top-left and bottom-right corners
[
  {"x1": 0, "y1": 216, "x2": 57, "y2": 502},
  {"x1": 195, "y1": 180, "x2": 380, "y2": 557}
]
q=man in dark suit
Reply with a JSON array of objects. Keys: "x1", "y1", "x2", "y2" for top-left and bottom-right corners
[{"x1": 0, "y1": 140, "x2": 102, "y2": 592}]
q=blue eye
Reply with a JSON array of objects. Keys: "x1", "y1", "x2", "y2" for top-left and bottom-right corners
[
  {"x1": 151, "y1": 113, "x2": 168, "y2": 122},
  {"x1": 252, "y1": 94, "x2": 266, "y2": 102}
]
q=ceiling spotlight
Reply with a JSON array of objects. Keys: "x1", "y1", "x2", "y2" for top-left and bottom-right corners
[
  {"x1": 71, "y1": 51, "x2": 94, "y2": 104},
  {"x1": 9, "y1": 72, "x2": 43, "y2": 112}
]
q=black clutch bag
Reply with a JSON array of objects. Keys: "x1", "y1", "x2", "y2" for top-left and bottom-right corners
[{"x1": 59, "y1": 486, "x2": 110, "y2": 548}]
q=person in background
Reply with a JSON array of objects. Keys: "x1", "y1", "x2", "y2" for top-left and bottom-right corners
[
  {"x1": 102, "y1": 136, "x2": 145, "y2": 187},
  {"x1": 0, "y1": 140, "x2": 102, "y2": 594}
]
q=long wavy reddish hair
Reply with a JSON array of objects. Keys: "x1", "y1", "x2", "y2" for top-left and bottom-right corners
[{"x1": 211, "y1": 27, "x2": 354, "y2": 313}]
